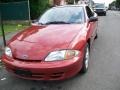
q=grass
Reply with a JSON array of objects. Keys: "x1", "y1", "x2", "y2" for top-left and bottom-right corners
[{"x1": 0, "y1": 24, "x2": 29, "y2": 36}]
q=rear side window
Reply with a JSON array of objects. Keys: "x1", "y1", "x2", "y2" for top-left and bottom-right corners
[{"x1": 86, "y1": 6, "x2": 94, "y2": 18}]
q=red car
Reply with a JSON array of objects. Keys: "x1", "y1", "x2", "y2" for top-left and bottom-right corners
[{"x1": 2, "y1": 5, "x2": 98, "y2": 80}]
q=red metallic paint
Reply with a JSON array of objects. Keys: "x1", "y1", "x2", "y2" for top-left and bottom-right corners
[
  {"x1": 9, "y1": 24, "x2": 84, "y2": 60},
  {"x1": 2, "y1": 5, "x2": 98, "y2": 80},
  {"x1": 2, "y1": 52, "x2": 84, "y2": 80}
]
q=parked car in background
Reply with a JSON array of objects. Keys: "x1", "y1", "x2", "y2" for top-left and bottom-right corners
[
  {"x1": 2, "y1": 5, "x2": 98, "y2": 80},
  {"x1": 94, "y1": 3, "x2": 107, "y2": 16}
]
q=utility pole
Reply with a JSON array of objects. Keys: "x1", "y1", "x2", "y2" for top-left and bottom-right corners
[
  {"x1": 27, "y1": 0, "x2": 31, "y2": 25},
  {"x1": 74, "y1": 0, "x2": 76, "y2": 4},
  {"x1": 0, "y1": 11, "x2": 6, "y2": 47}
]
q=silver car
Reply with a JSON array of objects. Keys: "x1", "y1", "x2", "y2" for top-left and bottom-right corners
[{"x1": 94, "y1": 3, "x2": 107, "y2": 16}]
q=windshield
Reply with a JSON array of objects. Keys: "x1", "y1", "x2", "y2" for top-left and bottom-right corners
[
  {"x1": 38, "y1": 6, "x2": 84, "y2": 25},
  {"x1": 95, "y1": 4, "x2": 105, "y2": 8}
]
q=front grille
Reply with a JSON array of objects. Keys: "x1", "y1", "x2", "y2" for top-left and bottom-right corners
[
  {"x1": 96, "y1": 9, "x2": 104, "y2": 12},
  {"x1": 29, "y1": 72, "x2": 64, "y2": 79},
  {"x1": 13, "y1": 68, "x2": 64, "y2": 79},
  {"x1": 14, "y1": 58, "x2": 42, "y2": 62},
  {"x1": 50, "y1": 72, "x2": 64, "y2": 78},
  {"x1": 7, "y1": 64, "x2": 65, "y2": 80}
]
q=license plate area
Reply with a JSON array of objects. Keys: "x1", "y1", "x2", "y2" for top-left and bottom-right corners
[{"x1": 14, "y1": 69, "x2": 32, "y2": 77}]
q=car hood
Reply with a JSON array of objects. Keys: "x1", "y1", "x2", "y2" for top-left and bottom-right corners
[{"x1": 9, "y1": 24, "x2": 84, "y2": 60}]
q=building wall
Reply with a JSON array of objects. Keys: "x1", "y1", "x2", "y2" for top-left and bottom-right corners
[{"x1": 54, "y1": 0, "x2": 61, "y2": 5}]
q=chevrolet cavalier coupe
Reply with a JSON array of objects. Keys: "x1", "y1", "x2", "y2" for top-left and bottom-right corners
[{"x1": 2, "y1": 5, "x2": 98, "y2": 80}]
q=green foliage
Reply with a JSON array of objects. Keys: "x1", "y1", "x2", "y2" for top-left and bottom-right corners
[
  {"x1": 109, "y1": 0, "x2": 120, "y2": 9},
  {"x1": 30, "y1": 0, "x2": 49, "y2": 19},
  {"x1": 0, "y1": 24, "x2": 28, "y2": 36},
  {"x1": 116, "y1": 0, "x2": 120, "y2": 8},
  {"x1": 1, "y1": 0, "x2": 50, "y2": 19},
  {"x1": 109, "y1": 1, "x2": 116, "y2": 6}
]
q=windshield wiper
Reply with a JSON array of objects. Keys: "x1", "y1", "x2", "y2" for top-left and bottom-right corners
[{"x1": 45, "y1": 21, "x2": 71, "y2": 25}]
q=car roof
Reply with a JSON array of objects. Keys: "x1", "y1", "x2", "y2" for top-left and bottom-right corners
[{"x1": 53, "y1": 4, "x2": 87, "y2": 8}]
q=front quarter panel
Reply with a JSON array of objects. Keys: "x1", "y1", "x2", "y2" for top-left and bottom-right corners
[
  {"x1": 87, "y1": 13, "x2": 98, "y2": 45},
  {"x1": 68, "y1": 24, "x2": 87, "y2": 50}
]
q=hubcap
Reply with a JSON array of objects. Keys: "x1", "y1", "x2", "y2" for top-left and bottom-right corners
[{"x1": 85, "y1": 47, "x2": 89, "y2": 69}]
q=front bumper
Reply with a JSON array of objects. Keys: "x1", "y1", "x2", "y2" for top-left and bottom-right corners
[
  {"x1": 2, "y1": 55, "x2": 83, "y2": 80},
  {"x1": 95, "y1": 10, "x2": 106, "y2": 14}
]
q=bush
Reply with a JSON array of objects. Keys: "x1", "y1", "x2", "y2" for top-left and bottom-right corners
[{"x1": 30, "y1": 0, "x2": 50, "y2": 19}]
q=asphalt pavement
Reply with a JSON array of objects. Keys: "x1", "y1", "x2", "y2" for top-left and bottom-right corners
[{"x1": 0, "y1": 11, "x2": 120, "y2": 90}]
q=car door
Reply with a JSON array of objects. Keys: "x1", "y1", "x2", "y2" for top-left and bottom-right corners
[{"x1": 86, "y1": 6, "x2": 98, "y2": 45}]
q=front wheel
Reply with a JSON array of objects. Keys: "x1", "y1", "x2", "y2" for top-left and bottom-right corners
[{"x1": 81, "y1": 43, "x2": 90, "y2": 73}]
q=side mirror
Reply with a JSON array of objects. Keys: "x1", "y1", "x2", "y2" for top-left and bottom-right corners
[{"x1": 89, "y1": 17, "x2": 98, "y2": 22}]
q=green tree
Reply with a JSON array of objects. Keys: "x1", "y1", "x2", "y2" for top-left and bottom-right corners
[
  {"x1": 116, "y1": 0, "x2": 120, "y2": 8},
  {"x1": 109, "y1": 1, "x2": 116, "y2": 9},
  {"x1": 30, "y1": 0, "x2": 49, "y2": 19}
]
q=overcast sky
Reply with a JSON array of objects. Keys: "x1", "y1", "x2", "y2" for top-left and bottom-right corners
[{"x1": 93, "y1": 0, "x2": 114, "y2": 6}]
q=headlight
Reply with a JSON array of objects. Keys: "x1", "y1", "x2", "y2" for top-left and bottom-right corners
[
  {"x1": 5, "y1": 47, "x2": 12, "y2": 57},
  {"x1": 45, "y1": 50, "x2": 80, "y2": 61}
]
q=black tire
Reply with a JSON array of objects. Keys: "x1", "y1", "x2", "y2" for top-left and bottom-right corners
[
  {"x1": 81, "y1": 43, "x2": 90, "y2": 73},
  {"x1": 104, "y1": 12, "x2": 106, "y2": 16}
]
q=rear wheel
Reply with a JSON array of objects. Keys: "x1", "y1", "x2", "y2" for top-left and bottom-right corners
[{"x1": 81, "y1": 43, "x2": 90, "y2": 73}]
